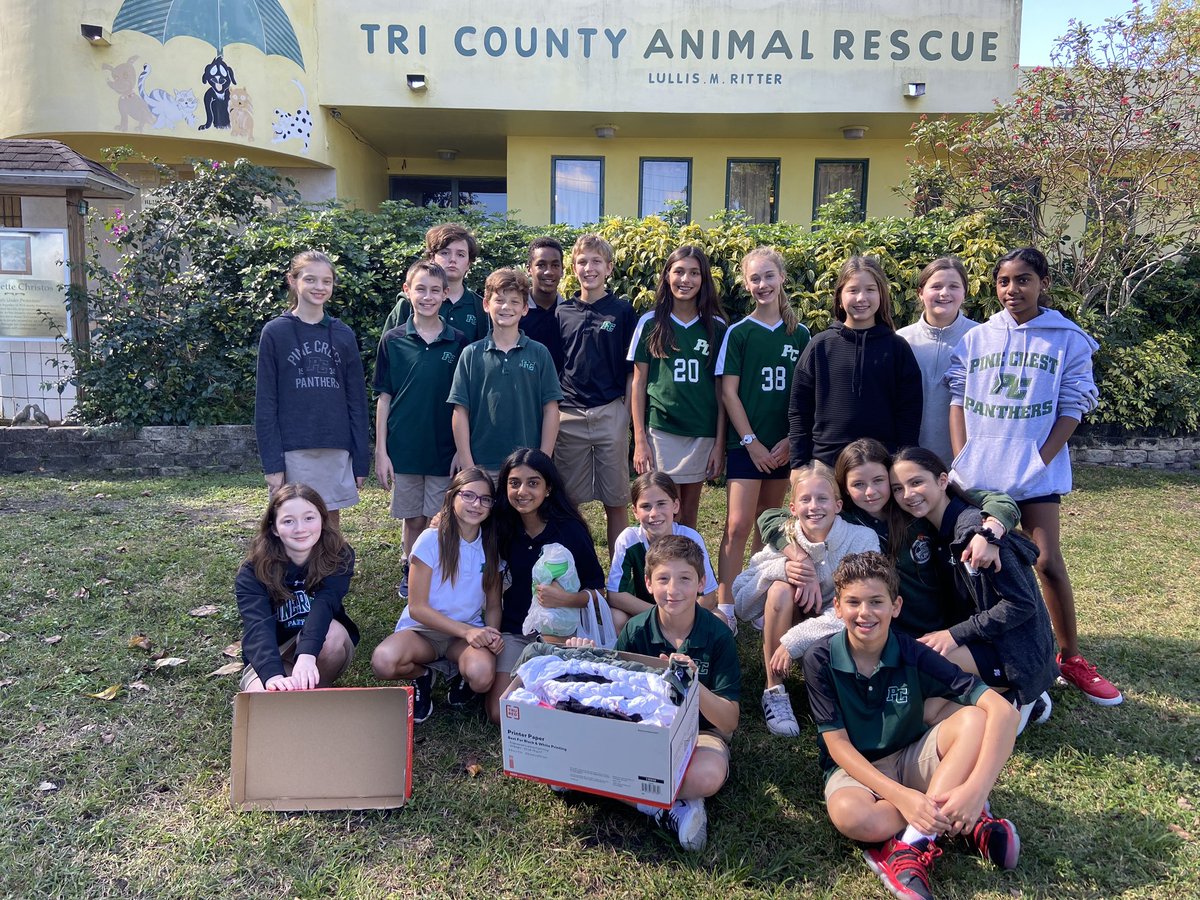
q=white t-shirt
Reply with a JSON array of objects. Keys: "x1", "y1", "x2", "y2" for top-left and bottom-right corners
[{"x1": 396, "y1": 527, "x2": 487, "y2": 631}]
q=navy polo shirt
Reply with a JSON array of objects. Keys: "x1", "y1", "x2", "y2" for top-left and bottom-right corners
[
  {"x1": 521, "y1": 294, "x2": 564, "y2": 371},
  {"x1": 556, "y1": 291, "x2": 637, "y2": 409}
]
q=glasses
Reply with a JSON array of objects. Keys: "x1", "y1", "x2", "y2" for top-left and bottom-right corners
[{"x1": 457, "y1": 490, "x2": 494, "y2": 508}]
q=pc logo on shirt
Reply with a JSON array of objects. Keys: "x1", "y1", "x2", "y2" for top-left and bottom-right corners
[
  {"x1": 694, "y1": 339, "x2": 710, "y2": 355},
  {"x1": 781, "y1": 345, "x2": 800, "y2": 362},
  {"x1": 599, "y1": 321, "x2": 616, "y2": 332},
  {"x1": 886, "y1": 684, "x2": 910, "y2": 705}
]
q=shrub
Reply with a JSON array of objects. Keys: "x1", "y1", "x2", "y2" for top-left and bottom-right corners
[{"x1": 59, "y1": 157, "x2": 1195, "y2": 432}]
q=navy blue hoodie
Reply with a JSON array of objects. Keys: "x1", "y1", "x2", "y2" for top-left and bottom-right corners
[
  {"x1": 255, "y1": 311, "x2": 370, "y2": 477},
  {"x1": 788, "y1": 321, "x2": 923, "y2": 467}
]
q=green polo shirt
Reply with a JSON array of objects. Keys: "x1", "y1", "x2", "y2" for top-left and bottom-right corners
[
  {"x1": 803, "y1": 629, "x2": 987, "y2": 782},
  {"x1": 617, "y1": 605, "x2": 741, "y2": 733},
  {"x1": 382, "y1": 288, "x2": 488, "y2": 343},
  {"x1": 372, "y1": 320, "x2": 466, "y2": 476},
  {"x1": 446, "y1": 333, "x2": 563, "y2": 469}
]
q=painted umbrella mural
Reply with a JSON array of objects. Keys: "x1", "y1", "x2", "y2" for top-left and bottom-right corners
[{"x1": 112, "y1": 0, "x2": 305, "y2": 69}]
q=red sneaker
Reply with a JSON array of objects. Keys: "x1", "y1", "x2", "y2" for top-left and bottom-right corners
[
  {"x1": 863, "y1": 837, "x2": 941, "y2": 900},
  {"x1": 1057, "y1": 653, "x2": 1123, "y2": 706},
  {"x1": 968, "y1": 812, "x2": 1021, "y2": 869}
]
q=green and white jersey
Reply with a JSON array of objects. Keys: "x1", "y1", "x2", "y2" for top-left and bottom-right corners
[
  {"x1": 629, "y1": 312, "x2": 727, "y2": 437},
  {"x1": 607, "y1": 523, "x2": 719, "y2": 603},
  {"x1": 715, "y1": 316, "x2": 811, "y2": 450}
]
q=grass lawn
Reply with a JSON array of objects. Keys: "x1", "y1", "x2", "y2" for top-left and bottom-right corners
[{"x1": 1, "y1": 466, "x2": 1198, "y2": 899}]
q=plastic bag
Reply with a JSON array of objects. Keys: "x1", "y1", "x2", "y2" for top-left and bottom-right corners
[
  {"x1": 521, "y1": 543, "x2": 581, "y2": 637},
  {"x1": 576, "y1": 588, "x2": 619, "y2": 650}
]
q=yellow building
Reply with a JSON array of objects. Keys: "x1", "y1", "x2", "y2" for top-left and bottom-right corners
[
  {"x1": 0, "y1": 0, "x2": 1022, "y2": 420},
  {"x1": 2, "y1": 0, "x2": 1021, "y2": 224}
]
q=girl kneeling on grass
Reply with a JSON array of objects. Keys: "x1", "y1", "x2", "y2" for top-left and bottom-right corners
[
  {"x1": 890, "y1": 447, "x2": 1057, "y2": 730},
  {"x1": 371, "y1": 468, "x2": 504, "y2": 724},
  {"x1": 235, "y1": 483, "x2": 359, "y2": 692}
]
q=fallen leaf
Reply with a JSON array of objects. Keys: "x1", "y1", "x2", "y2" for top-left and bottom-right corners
[
  {"x1": 44, "y1": 588, "x2": 58, "y2": 599},
  {"x1": 35, "y1": 723, "x2": 46, "y2": 734},
  {"x1": 95, "y1": 578, "x2": 114, "y2": 586},
  {"x1": 100, "y1": 732, "x2": 116, "y2": 745},
  {"x1": 465, "y1": 763, "x2": 483, "y2": 778},
  {"x1": 127, "y1": 634, "x2": 152, "y2": 651},
  {"x1": 0, "y1": 678, "x2": 15, "y2": 688},
  {"x1": 221, "y1": 641, "x2": 242, "y2": 658},
  {"x1": 1168, "y1": 824, "x2": 1194, "y2": 841},
  {"x1": 153, "y1": 657, "x2": 187, "y2": 669},
  {"x1": 94, "y1": 493, "x2": 106, "y2": 499},
  {"x1": 115, "y1": 546, "x2": 127, "y2": 554},
  {"x1": 207, "y1": 661, "x2": 244, "y2": 677},
  {"x1": 73, "y1": 587, "x2": 91, "y2": 600},
  {"x1": 87, "y1": 684, "x2": 122, "y2": 701},
  {"x1": 128, "y1": 680, "x2": 150, "y2": 691},
  {"x1": 0, "y1": 631, "x2": 11, "y2": 642},
  {"x1": 1180, "y1": 797, "x2": 1195, "y2": 811},
  {"x1": 141, "y1": 490, "x2": 152, "y2": 497},
  {"x1": 189, "y1": 604, "x2": 219, "y2": 617},
  {"x1": 44, "y1": 635, "x2": 62, "y2": 645},
  {"x1": 37, "y1": 781, "x2": 58, "y2": 793}
]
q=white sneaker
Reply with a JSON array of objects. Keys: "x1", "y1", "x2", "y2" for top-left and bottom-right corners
[
  {"x1": 718, "y1": 605, "x2": 738, "y2": 636},
  {"x1": 762, "y1": 685, "x2": 801, "y2": 737},
  {"x1": 655, "y1": 798, "x2": 707, "y2": 851},
  {"x1": 1032, "y1": 690, "x2": 1052, "y2": 725}
]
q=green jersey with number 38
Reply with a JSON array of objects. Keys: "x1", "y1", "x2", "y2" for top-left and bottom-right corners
[
  {"x1": 715, "y1": 316, "x2": 811, "y2": 451},
  {"x1": 630, "y1": 312, "x2": 728, "y2": 437}
]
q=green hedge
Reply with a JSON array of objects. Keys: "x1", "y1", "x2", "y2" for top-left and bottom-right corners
[{"x1": 58, "y1": 160, "x2": 1200, "y2": 434}]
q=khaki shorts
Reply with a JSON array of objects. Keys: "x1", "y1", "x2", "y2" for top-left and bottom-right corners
[
  {"x1": 649, "y1": 429, "x2": 714, "y2": 484},
  {"x1": 824, "y1": 722, "x2": 943, "y2": 801},
  {"x1": 238, "y1": 633, "x2": 356, "y2": 691},
  {"x1": 391, "y1": 474, "x2": 451, "y2": 519},
  {"x1": 495, "y1": 632, "x2": 538, "y2": 676},
  {"x1": 284, "y1": 448, "x2": 359, "y2": 511},
  {"x1": 556, "y1": 398, "x2": 632, "y2": 507},
  {"x1": 395, "y1": 622, "x2": 457, "y2": 659}
]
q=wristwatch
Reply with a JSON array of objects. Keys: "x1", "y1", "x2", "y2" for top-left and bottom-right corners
[{"x1": 740, "y1": 433, "x2": 757, "y2": 446}]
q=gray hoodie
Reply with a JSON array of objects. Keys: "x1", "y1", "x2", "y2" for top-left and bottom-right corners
[
  {"x1": 897, "y1": 313, "x2": 978, "y2": 466},
  {"x1": 945, "y1": 308, "x2": 1098, "y2": 500}
]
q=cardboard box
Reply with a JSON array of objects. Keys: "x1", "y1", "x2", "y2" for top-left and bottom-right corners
[
  {"x1": 500, "y1": 652, "x2": 698, "y2": 809},
  {"x1": 230, "y1": 686, "x2": 413, "y2": 811}
]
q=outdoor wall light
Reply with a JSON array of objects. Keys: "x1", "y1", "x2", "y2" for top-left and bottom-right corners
[
  {"x1": 81, "y1": 24, "x2": 111, "y2": 46},
  {"x1": 841, "y1": 125, "x2": 868, "y2": 140},
  {"x1": 436, "y1": 149, "x2": 458, "y2": 161},
  {"x1": 75, "y1": 200, "x2": 90, "y2": 216},
  {"x1": 594, "y1": 125, "x2": 617, "y2": 139},
  {"x1": 904, "y1": 82, "x2": 927, "y2": 98},
  {"x1": 407, "y1": 74, "x2": 428, "y2": 91}
]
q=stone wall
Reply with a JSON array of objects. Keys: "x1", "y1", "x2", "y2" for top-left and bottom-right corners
[
  {"x1": 1, "y1": 424, "x2": 1198, "y2": 477},
  {"x1": 1070, "y1": 429, "x2": 1200, "y2": 472},
  {"x1": 0, "y1": 425, "x2": 259, "y2": 477}
]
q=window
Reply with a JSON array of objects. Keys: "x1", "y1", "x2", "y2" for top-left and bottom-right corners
[
  {"x1": 991, "y1": 176, "x2": 1042, "y2": 239},
  {"x1": 813, "y1": 159, "x2": 868, "y2": 221},
  {"x1": 1087, "y1": 177, "x2": 1134, "y2": 231},
  {"x1": 389, "y1": 176, "x2": 507, "y2": 215},
  {"x1": 0, "y1": 196, "x2": 20, "y2": 228},
  {"x1": 552, "y1": 157, "x2": 603, "y2": 226},
  {"x1": 726, "y1": 159, "x2": 780, "y2": 223},
  {"x1": 639, "y1": 158, "x2": 691, "y2": 219}
]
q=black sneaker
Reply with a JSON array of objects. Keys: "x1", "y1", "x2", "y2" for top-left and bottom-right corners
[
  {"x1": 411, "y1": 668, "x2": 434, "y2": 723},
  {"x1": 397, "y1": 562, "x2": 410, "y2": 600},
  {"x1": 446, "y1": 673, "x2": 476, "y2": 707}
]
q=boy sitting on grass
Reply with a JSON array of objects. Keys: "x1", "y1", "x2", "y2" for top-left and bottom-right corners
[
  {"x1": 608, "y1": 533, "x2": 741, "y2": 852},
  {"x1": 803, "y1": 551, "x2": 1020, "y2": 900}
]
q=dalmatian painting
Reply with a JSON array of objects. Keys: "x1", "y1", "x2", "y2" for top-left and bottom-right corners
[
  {"x1": 199, "y1": 55, "x2": 236, "y2": 130},
  {"x1": 272, "y1": 79, "x2": 312, "y2": 153}
]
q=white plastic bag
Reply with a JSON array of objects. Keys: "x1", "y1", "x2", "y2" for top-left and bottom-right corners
[
  {"x1": 576, "y1": 588, "x2": 619, "y2": 650},
  {"x1": 521, "y1": 543, "x2": 581, "y2": 637}
]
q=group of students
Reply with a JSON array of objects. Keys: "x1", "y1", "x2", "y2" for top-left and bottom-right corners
[{"x1": 242, "y1": 227, "x2": 1116, "y2": 898}]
